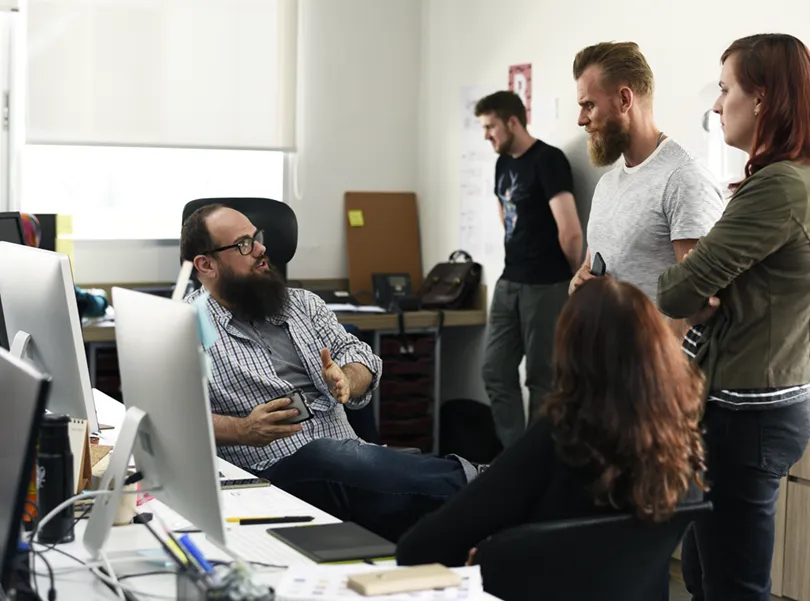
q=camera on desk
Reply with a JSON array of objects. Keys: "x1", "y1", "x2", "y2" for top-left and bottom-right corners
[{"x1": 372, "y1": 273, "x2": 420, "y2": 312}]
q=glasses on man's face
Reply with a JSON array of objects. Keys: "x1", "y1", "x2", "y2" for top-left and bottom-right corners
[{"x1": 205, "y1": 230, "x2": 265, "y2": 256}]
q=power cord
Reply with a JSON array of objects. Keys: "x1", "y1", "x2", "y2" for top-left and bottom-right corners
[{"x1": 123, "y1": 472, "x2": 143, "y2": 486}]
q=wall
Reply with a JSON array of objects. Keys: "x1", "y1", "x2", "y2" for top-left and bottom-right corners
[
  {"x1": 73, "y1": 0, "x2": 422, "y2": 284},
  {"x1": 421, "y1": 0, "x2": 810, "y2": 403}
]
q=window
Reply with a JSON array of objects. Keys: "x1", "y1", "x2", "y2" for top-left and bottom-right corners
[
  {"x1": 704, "y1": 109, "x2": 748, "y2": 195},
  {"x1": 20, "y1": 145, "x2": 285, "y2": 239},
  {"x1": 26, "y1": 0, "x2": 298, "y2": 150}
]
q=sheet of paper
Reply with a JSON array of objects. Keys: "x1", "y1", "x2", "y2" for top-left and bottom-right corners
[
  {"x1": 276, "y1": 565, "x2": 482, "y2": 601},
  {"x1": 325, "y1": 303, "x2": 386, "y2": 313}
]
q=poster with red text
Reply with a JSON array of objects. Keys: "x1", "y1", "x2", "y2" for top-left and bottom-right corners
[{"x1": 508, "y1": 63, "x2": 532, "y2": 124}]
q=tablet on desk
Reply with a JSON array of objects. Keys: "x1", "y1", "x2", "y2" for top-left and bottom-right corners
[{"x1": 266, "y1": 522, "x2": 396, "y2": 563}]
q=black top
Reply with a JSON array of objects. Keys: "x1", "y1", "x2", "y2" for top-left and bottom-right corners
[
  {"x1": 495, "y1": 140, "x2": 574, "y2": 285},
  {"x1": 396, "y1": 418, "x2": 703, "y2": 567}
]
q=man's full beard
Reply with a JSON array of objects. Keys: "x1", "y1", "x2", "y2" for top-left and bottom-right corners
[
  {"x1": 218, "y1": 259, "x2": 288, "y2": 323},
  {"x1": 588, "y1": 118, "x2": 631, "y2": 167}
]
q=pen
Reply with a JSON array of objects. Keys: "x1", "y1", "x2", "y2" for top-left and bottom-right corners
[
  {"x1": 178, "y1": 534, "x2": 215, "y2": 574},
  {"x1": 225, "y1": 515, "x2": 315, "y2": 525},
  {"x1": 139, "y1": 514, "x2": 189, "y2": 571}
]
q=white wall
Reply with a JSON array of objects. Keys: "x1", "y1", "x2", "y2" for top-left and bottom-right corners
[
  {"x1": 421, "y1": 0, "x2": 810, "y2": 403},
  {"x1": 286, "y1": 0, "x2": 421, "y2": 279},
  {"x1": 73, "y1": 0, "x2": 422, "y2": 284}
]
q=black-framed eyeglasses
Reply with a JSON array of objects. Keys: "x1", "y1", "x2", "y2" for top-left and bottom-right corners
[{"x1": 205, "y1": 230, "x2": 265, "y2": 256}]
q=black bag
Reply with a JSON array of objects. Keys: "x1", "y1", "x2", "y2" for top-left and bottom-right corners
[{"x1": 417, "y1": 250, "x2": 482, "y2": 310}]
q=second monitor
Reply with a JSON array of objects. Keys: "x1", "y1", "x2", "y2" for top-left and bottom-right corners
[
  {"x1": 0, "y1": 242, "x2": 98, "y2": 432},
  {"x1": 83, "y1": 287, "x2": 224, "y2": 557}
]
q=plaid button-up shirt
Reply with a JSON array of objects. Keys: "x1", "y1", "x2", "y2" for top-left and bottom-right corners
[{"x1": 186, "y1": 287, "x2": 383, "y2": 472}]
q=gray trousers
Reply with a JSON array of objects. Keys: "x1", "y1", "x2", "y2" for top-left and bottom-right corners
[{"x1": 482, "y1": 278, "x2": 569, "y2": 448}]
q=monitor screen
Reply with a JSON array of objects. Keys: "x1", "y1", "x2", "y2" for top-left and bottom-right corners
[
  {"x1": 0, "y1": 348, "x2": 49, "y2": 592},
  {"x1": 0, "y1": 214, "x2": 24, "y2": 245},
  {"x1": 0, "y1": 214, "x2": 24, "y2": 350}
]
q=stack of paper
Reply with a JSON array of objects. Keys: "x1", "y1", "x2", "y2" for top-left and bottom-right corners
[{"x1": 275, "y1": 564, "x2": 483, "y2": 601}]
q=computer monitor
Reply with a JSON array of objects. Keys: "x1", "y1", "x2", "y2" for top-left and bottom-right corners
[
  {"x1": 0, "y1": 347, "x2": 50, "y2": 593},
  {"x1": 0, "y1": 242, "x2": 99, "y2": 433},
  {"x1": 84, "y1": 287, "x2": 224, "y2": 557},
  {"x1": 0, "y1": 213, "x2": 24, "y2": 246},
  {"x1": 0, "y1": 212, "x2": 25, "y2": 351}
]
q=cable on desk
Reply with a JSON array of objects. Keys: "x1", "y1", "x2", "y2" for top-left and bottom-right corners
[
  {"x1": 117, "y1": 570, "x2": 178, "y2": 581},
  {"x1": 89, "y1": 568, "x2": 177, "y2": 600},
  {"x1": 124, "y1": 472, "x2": 143, "y2": 486},
  {"x1": 100, "y1": 550, "x2": 127, "y2": 601},
  {"x1": 26, "y1": 546, "x2": 55, "y2": 601},
  {"x1": 27, "y1": 490, "x2": 112, "y2": 548}
]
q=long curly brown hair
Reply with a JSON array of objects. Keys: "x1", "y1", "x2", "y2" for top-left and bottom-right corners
[{"x1": 541, "y1": 277, "x2": 706, "y2": 522}]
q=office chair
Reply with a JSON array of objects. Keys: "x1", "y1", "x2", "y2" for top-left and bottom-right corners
[
  {"x1": 474, "y1": 500, "x2": 712, "y2": 601},
  {"x1": 181, "y1": 198, "x2": 297, "y2": 281}
]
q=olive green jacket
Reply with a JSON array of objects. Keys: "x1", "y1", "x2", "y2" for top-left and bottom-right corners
[{"x1": 658, "y1": 161, "x2": 810, "y2": 390}]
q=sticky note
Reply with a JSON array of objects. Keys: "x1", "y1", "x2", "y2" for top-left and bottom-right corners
[
  {"x1": 192, "y1": 291, "x2": 219, "y2": 350},
  {"x1": 348, "y1": 210, "x2": 365, "y2": 227},
  {"x1": 56, "y1": 214, "x2": 74, "y2": 236}
]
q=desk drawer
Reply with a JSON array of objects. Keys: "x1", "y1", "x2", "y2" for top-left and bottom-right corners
[
  {"x1": 380, "y1": 334, "x2": 434, "y2": 358},
  {"x1": 381, "y1": 377, "x2": 433, "y2": 398},
  {"x1": 379, "y1": 396, "x2": 431, "y2": 420}
]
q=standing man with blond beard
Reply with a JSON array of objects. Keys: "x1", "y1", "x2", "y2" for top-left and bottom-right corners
[{"x1": 568, "y1": 42, "x2": 725, "y2": 323}]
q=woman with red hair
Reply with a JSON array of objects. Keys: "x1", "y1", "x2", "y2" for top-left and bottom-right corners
[
  {"x1": 658, "y1": 34, "x2": 810, "y2": 600},
  {"x1": 398, "y1": 277, "x2": 706, "y2": 580}
]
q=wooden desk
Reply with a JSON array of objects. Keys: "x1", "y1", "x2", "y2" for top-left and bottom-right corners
[
  {"x1": 79, "y1": 279, "x2": 488, "y2": 339},
  {"x1": 82, "y1": 307, "x2": 486, "y2": 342}
]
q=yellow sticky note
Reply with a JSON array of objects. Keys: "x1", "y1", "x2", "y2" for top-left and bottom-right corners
[
  {"x1": 348, "y1": 210, "x2": 365, "y2": 227},
  {"x1": 56, "y1": 214, "x2": 74, "y2": 236}
]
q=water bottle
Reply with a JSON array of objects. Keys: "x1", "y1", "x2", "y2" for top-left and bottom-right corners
[{"x1": 36, "y1": 414, "x2": 75, "y2": 544}]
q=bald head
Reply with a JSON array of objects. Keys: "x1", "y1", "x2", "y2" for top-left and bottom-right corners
[{"x1": 180, "y1": 204, "x2": 270, "y2": 285}]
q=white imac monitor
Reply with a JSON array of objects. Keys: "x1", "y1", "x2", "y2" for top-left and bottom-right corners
[
  {"x1": 0, "y1": 242, "x2": 98, "y2": 433},
  {"x1": 84, "y1": 287, "x2": 224, "y2": 557}
]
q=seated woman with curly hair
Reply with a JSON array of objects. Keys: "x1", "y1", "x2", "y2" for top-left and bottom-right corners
[{"x1": 396, "y1": 276, "x2": 706, "y2": 567}]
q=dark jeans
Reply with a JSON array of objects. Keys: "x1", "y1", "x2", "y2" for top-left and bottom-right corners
[
  {"x1": 682, "y1": 401, "x2": 810, "y2": 601},
  {"x1": 257, "y1": 438, "x2": 469, "y2": 543},
  {"x1": 482, "y1": 278, "x2": 569, "y2": 448}
]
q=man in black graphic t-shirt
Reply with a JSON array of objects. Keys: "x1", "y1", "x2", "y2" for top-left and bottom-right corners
[{"x1": 475, "y1": 91, "x2": 583, "y2": 448}]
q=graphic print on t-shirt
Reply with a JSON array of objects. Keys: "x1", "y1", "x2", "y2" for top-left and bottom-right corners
[{"x1": 497, "y1": 171, "x2": 526, "y2": 241}]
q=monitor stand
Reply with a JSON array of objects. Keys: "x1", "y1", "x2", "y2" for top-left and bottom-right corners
[
  {"x1": 10, "y1": 329, "x2": 103, "y2": 433},
  {"x1": 83, "y1": 405, "x2": 148, "y2": 559}
]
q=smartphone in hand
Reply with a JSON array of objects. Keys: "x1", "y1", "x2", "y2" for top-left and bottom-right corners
[
  {"x1": 590, "y1": 252, "x2": 607, "y2": 277},
  {"x1": 271, "y1": 388, "x2": 314, "y2": 425}
]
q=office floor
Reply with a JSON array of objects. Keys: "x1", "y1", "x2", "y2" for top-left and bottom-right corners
[{"x1": 668, "y1": 561, "x2": 781, "y2": 600}]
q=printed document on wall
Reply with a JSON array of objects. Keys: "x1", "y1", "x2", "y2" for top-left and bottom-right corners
[{"x1": 459, "y1": 85, "x2": 498, "y2": 261}]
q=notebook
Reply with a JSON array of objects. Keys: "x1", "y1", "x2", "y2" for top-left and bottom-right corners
[{"x1": 266, "y1": 522, "x2": 396, "y2": 563}]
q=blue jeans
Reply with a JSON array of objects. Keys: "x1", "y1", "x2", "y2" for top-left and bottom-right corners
[
  {"x1": 682, "y1": 401, "x2": 810, "y2": 601},
  {"x1": 257, "y1": 438, "x2": 470, "y2": 542}
]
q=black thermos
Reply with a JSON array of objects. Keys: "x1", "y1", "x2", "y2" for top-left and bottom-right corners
[{"x1": 37, "y1": 414, "x2": 75, "y2": 544}]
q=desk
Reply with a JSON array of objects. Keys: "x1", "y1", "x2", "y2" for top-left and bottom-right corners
[
  {"x1": 35, "y1": 393, "x2": 498, "y2": 600},
  {"x1": 81, "y1": 307, "x2": 487, "y2": 344}
]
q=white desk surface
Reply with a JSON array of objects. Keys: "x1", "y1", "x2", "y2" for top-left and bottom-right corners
[{"x1": 34, "y1": 391, "x2": 497, "y2": 600}]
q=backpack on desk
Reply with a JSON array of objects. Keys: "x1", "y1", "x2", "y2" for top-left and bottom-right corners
[{"x1": 417, "y1": 250, "x2": 481, "y2": 310}]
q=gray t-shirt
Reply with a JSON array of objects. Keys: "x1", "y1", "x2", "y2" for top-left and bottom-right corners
[
  {"x1": 231, "y1": 317, "x2": 322, "y2": 405},
  {"x1": 586, "y1": 139, "x2": 726, "y2": 300}
]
